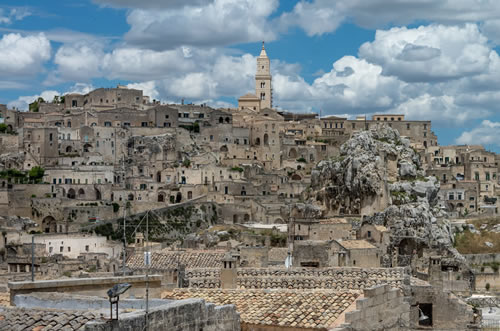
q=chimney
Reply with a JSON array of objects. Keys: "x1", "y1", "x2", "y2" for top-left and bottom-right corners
[{"x1": 220, "y1": 252, "x2": 237, "y2": 289}]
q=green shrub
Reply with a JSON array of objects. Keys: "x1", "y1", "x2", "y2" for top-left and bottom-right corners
[{"x1": 296, "y1": 157, "x2": 307, "y2": 163}]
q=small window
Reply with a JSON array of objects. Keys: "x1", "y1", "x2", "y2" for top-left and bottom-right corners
[
  {"x1": 367, "y1": 231, "x2": 371, "y2": 238},
  {"x1": 85, "y1": 245, "x2": 89, "y2": 252}
]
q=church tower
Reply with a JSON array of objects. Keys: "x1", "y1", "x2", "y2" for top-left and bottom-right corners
[{"x1": 255, "y1": 42, "x2": 272, "y2": 109}]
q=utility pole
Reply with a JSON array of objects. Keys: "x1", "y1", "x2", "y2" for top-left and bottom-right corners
[
  {"x1": 122, "y1": 156, "x2": 127, "y2": 276},
  {"x1": 145, "y1": 211, "x2": 150, "y2": 330},
  {"x1": 31, "y1": 235, "x2": 34, "y2": 281}
]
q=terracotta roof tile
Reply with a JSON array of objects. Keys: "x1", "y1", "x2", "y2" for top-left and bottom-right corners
[
  {"x1": 0, "y1": 307, "x2": 98, "y2": 330},
  {"x1": 127, "y1": 250, "x2": 225, "y2": 270},
  {"x1": 163, "y1": 289, "x2": 359, "y2": 329}
]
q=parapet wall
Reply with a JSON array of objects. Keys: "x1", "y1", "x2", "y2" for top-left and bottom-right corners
[
  {"x1": 9, "y1": 275, "x2": 163, "y2": 305},
  {"x1": 341, "y1": 284, "x2": 410, "y2": 331},
  {"x1": 84, "y1": 298, "x2": 240, "y2": 331}
]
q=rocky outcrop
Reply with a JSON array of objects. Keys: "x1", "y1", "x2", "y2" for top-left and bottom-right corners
[
  {"x1": 308, "y1": 125, "x2": 421, "y2": 216},
  {"x1": 304, "y1": 125, "x2": 464, "y2": 268}
]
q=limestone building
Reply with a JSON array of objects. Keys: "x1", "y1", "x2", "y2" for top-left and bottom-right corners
[{"x1": 238, "y1": 42, "x2": 272, "y2": 111}]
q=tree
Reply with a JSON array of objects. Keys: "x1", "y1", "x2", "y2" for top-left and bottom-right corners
[
  {"x1": 29, "y1": 97, "x2": 45, "y2": 112},
  {"x1": 0, "y1": 123, "x2": 7, "y2": 133},
  {"x1": 28, "y1": 166, "x2": 45, "y2": 181}
]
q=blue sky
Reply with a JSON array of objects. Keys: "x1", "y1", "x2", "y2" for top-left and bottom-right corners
[{"x1": 2, "y1": 1, "x2": 500, "y2": 151}]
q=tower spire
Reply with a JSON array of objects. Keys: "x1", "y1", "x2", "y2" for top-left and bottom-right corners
[{"x1": 259, "y1": 41, "x2": 268, "y2": 57}]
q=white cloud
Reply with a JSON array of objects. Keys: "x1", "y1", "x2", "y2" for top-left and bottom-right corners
[
  {"x1": 53, "y1": 42, "x2": 103, "y2": 81},
  {"x1": 279, "y1": 0, "x2": 500, "y2": 38},
  {"x1": 0, "y1": 33, "x2": 51, "y2": 76},
  {"x1": 92, "y1": 0, "x2": 212, "y2": 9},
  {"x1": 124, "y1": 0, "x2": 279, "y2": 50},
  {"x1": 0, "y1": 7, "x2": 31, "y2": 25},
  {"x1": 7, "y1": 90, "x2": 59, "y2": 111},
  {"x1": 7, "y1": 84, "x2": 94, "y2": 111},
  {"x1": 102, "y1": 47, "x2": 196, "y2": 80},
  {"x1": 359, "y1": 24, "x2": 492, "y2": 82},
  {"x1": 456, "y1": 120, "x2": 500, "y2": 146},
  {"x1": 127, "y1": 81, "x2": 159, "y2": 100},
  {"x1": 278, "y1": 0, "x2": 345, "y2": 36}
]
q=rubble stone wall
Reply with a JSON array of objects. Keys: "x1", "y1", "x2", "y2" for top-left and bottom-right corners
[
  {"x1": 342, "y1": 284, "x2": 410, "y2": 331},
  {"x1": 84, "y1": 298, "x2": 241, "y2": 331}
]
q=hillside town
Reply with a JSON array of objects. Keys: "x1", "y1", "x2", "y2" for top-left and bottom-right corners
[{"x1": 0, "y1": 43, "x2": 499, "y2": 330}]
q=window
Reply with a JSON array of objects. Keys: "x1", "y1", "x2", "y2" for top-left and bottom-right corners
[
  {"x1": 261, "y1": 82, "x2": 265, "y2": 88},
  {"x1": 367, "y1": 231, "x2": 371, "y2": 238},
  {"x1": 260, "y1": 92, "x2": 266, "y2": 100},
  {"x1": 60, "y1": 246, "x2": 63, "y2": 252},
  {"x1": 407, "y1": 123, "x2": 410, "y2": 129},
  {"x1": 448, "y1": 193, "x2": 454, "y2": 200},
  {"x1": 141, "y1": 122, "x2": 148, "y2": 127},
  {"x1": 49, "y1": 133, "x2": 53, "y2": 141},
  {"x1": 68, "y1": 247, "x2": 71, "y2": 252},
  {"x1": 85, "y1": 245, "x2": 89, "y2": 252},
  {"x1": 486, "y1": 172, "x2": 490, "y2": 181},
  {"x1": 475, "y1": 172, "x2": 480, "y2": 181},
  {"x1": 104, "y1": 121, "x2": 112, "y2": 127},
  {"x1": 49, "y1": 247, "x2": 53, "y2": 253},
  {"x1": 352, "y1": 123, "x2": 355, "y2": 129}
]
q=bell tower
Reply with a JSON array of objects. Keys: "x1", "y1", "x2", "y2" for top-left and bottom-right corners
[{"x1": 255, "y1": 41, "x2": 272, "y2": 109}]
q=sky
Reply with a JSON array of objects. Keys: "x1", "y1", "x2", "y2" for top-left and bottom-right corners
[{"x1": 2, "y1": 1, "x2": 500, "y2": 151}]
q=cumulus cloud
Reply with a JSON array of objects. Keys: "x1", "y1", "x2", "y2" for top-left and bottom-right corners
[
  {"x1": 127, "y1": 81, "x2": 159, "y2": 100},
  {"x1": 279, "y1": 0, "x2": 500, "y2": 37},
  {"x1": 456, "y1": 120, "x2": 500, "y2": 146},
  {"x1": 102, "y1": 47, "x2": 197, "y2": 80},
  {"x1": 53, "y1": 42, "x2": 104, "y2": 81},
  {"x1": 124, "y1": 0, "x2": 279, "y2": 50},
  {"x1": 0, "y1": 33, "x2": 51, "y2": 77},
  {"x1": 7, "y1": 83, "x2": 94, "y2": 111},
  {"x1": 7, "y1": 90, "x2": 60, "y2": 111},
  {"x1": 359, "y1": 24, "x2": 492, "y2": 82},
  {"x1": 92, "y1": 0, "x2": 212, "y2": 9}
]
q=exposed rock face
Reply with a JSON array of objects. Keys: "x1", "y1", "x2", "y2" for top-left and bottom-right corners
[
  {"x1": 304, "y1": 125, "x2": 463, "y2": 268},
  {"x1": 309, "y1": 125, "x2": 420, "y2": 216}
]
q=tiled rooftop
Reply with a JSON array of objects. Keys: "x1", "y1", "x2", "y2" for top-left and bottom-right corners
[
  {"x1": 127, "y1": 250, "x2": 226, "y2": 270},
  {"x1": 163, "y1": 288, "x2": 359, "y2": 329},
  {"x1": 235, "y1": 267, "x2": 407, "y2": 291},
  {"x1": 339, "y1": 240, "x2": 376, "y2": 249},
  {"x1": 0, "y1": 307, "x2": 98, "y2": 330}
]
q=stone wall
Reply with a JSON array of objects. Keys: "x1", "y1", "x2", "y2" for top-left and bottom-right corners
[
  {"x1": 341, "y1": 284, "x2": 410, "y2": 331},
  {"x1": 475, "y1": 272, "x2": 500, "y2": 292},
  {"x1": 410, "y1": 284, "x2": 480, "y2": 330},
  {"x1": 84, "y1": 298, "x2": 240, "y2": 331},
  {"x1": 8, "y1": 275, "x2": 164, "y2": 305},
  {"x1": 464, "y1": 253, "x2": 500, "y2": 266}
]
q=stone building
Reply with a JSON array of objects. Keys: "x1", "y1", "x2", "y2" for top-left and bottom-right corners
[{"x1": 238, "y1": 42, "x2": 272, "y2": 111}]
